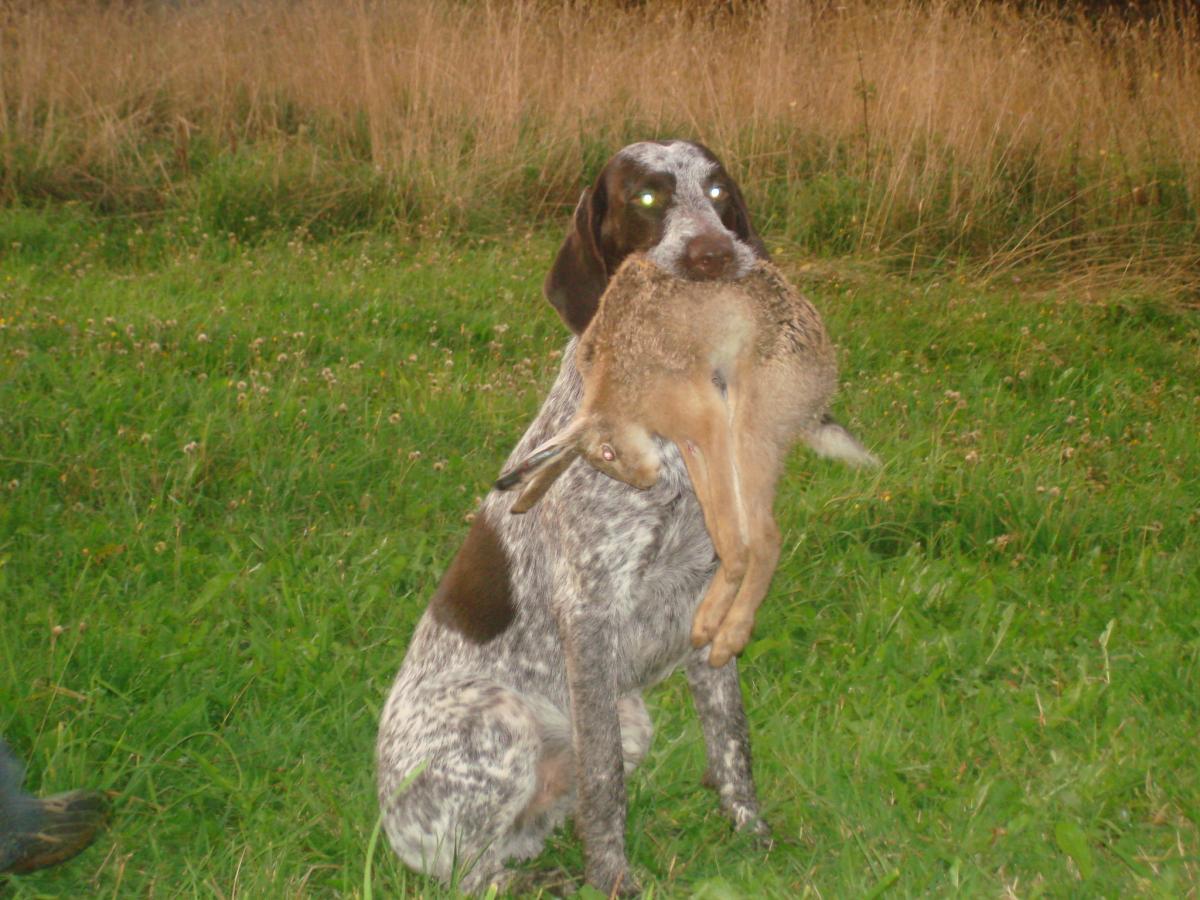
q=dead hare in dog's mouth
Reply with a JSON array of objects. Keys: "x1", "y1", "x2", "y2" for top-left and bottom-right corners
[{"x1": 496, "y1": 254, "x2": 877, "y2": 667}]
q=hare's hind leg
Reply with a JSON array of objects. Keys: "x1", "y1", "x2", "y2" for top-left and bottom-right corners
[
  {"x1": 691, "y1": 448, "x2": 763, "y2": 657},
  {"x1": 649, "y1": 378, "x2": 746, "y2": 612},
  {"x1": 660, "y1": 384, "x2": 752, "y2": 652},
  {"x1": 704, "y1": 426, "x2": 786, "y2": 667}
]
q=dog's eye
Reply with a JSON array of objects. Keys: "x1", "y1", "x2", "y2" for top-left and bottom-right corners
[
  {"x1": 708, "y1": 185, "x2": 724, "y2": 201},
  {"x1": 637, "y1": 191, "x2": 658, "y2": 208}
]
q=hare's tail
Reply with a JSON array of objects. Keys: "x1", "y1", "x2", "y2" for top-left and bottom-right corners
[{"x1": 805, "y1": 414, "x2": 880, "y2": 468}]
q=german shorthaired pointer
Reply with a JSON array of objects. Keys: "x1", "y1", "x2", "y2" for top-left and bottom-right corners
[{"x1": 377, "y1": 140, "x2": 782, "y2": 895}]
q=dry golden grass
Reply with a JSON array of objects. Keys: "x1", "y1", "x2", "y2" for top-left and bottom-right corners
[{"x1": 1, "y1": 0, "x2": 1198, "y2": 268}]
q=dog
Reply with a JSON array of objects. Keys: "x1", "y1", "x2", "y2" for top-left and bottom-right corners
[{"x1": 378, "y1": 140, "x2": 828, "y2": 894}]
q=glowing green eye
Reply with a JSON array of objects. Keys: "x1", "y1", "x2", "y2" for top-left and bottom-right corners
[
  {"x1": 708, "y1": 185, "x2": 724, "y2": 201},
  {"x1": 638, "y1": 191, "x2": 657, "y2": 207}
]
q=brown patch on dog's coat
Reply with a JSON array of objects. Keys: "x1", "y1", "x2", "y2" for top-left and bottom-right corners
[{"x1": 430, "y1": 517, "x2": 515, "y2": 643}]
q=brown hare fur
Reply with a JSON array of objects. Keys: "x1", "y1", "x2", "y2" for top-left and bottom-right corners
[{"x1": 496, "y1": 255, "x2": 877, "y2": 666}]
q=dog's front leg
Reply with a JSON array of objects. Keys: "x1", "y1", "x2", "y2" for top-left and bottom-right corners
[
  {"x1": 562, "y1": 608, "x2": 638, "y2": 896},
  {"x1": 685, "y1": 651, "x2": 771, "y2": 839}
]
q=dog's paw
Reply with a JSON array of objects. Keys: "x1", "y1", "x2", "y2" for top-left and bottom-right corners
[
  {"x1": 585, "y1": 863, "x2": 642, "y2": 898},
  {"x1": 506, "y1": 864, "x2": 582, "y2": 897},
  {"x1": 736, "y1": 813, "x2": 774, "y2": 849}
]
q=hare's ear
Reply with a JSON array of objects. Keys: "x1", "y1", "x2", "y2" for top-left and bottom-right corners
[{"x1": 495, "y1": 420, "x2": 586, "y2": 514}]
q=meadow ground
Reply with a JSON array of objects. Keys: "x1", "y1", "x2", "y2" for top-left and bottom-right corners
[{"x1": 0, "y1": 206, "x2": 1197, "y2": 897}]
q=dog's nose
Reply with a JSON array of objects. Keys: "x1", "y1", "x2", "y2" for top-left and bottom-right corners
[{"x1": 684, "y1": 232, "x2": 734, "y2": 280}]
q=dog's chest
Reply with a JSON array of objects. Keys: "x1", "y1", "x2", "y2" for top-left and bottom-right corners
[{"x1": 606, "y1": 479, "x2": 718, "y2": 691}]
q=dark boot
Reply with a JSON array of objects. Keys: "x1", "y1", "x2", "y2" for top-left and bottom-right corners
[{"x1": 2, "y1": 789, "x2": 108, "y2": 875}]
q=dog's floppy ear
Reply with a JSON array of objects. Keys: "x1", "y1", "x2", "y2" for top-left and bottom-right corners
[
  {"x1": 722, "y1": 177, "x2": 769, "y2": 261},
  {"x1": 544, "y1": 182, "x2": 609, "y2": 334},
  {"x1": 495, "y1": 420, "x2": 586, "y2": 514}
]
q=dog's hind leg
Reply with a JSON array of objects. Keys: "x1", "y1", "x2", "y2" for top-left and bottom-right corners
[{"x1": 376, "y1": 675, "x2": 572, "y2": 892}]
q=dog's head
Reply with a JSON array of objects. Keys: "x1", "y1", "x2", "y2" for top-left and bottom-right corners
[{"x1": 544, "y1": 140, "x2": 768, "y2": 334}]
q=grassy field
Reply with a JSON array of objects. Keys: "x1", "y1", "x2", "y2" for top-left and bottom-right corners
[
  {"x1": 3, "y1": 0, "x2": 1199, "y2": 278},
  {"x1": 1, "y1": 205, "x2": 1197, "y2": 897},
  {"x1": 3, "y1": 1, "x2": 1198, "y2": 895}
]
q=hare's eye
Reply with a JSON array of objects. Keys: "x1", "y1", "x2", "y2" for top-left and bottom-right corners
[
  {"x1": 600, "y1": 443, "x2": 616, "y2": 462},
  {"x1": 708, "y1": 184, "x2": 724, "y2": 201},
  {"x1": 637, "y1": 191, "x2": 658, "y2": 208}
]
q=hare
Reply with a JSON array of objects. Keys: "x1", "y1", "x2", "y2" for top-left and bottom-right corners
[{"x1": 496, "y1": 255, "x2": 877, "y2": 666}]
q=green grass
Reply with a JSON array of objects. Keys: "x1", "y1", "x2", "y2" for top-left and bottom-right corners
[{"x1": 1, "y1": 207, "x2": 1197, "y2": 897}]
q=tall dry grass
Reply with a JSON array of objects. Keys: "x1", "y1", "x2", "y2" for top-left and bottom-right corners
[{"x1": 1, "y1": 0, "x2": 1198, "y2": 271}]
